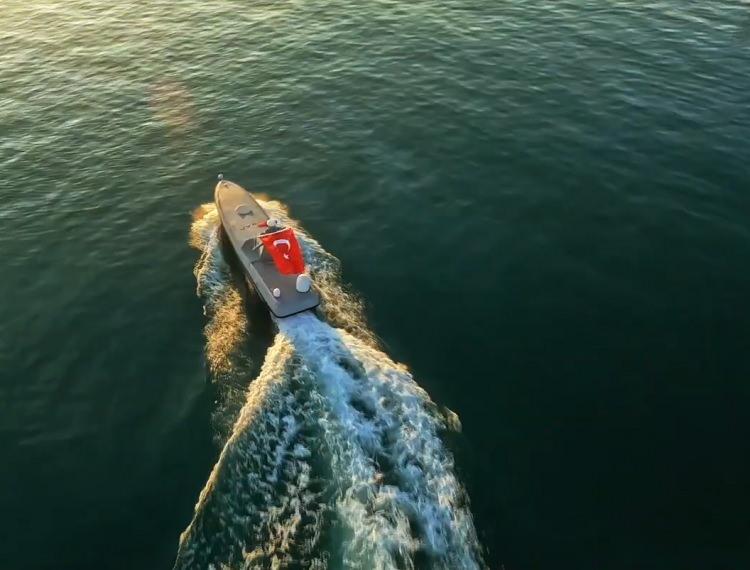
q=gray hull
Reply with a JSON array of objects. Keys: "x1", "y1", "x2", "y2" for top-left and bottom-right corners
[{"x1": 214, "y1": 179, "x2": 320, "y2": 318}]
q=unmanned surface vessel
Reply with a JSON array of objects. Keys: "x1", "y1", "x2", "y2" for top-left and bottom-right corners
[{"x1": 214, "y1": 177, "x2": 320, "y2": 318}]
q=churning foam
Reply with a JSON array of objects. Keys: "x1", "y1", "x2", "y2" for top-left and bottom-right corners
[{"x1": 177, "y1": 202, "x2": 485, "y2": 569}]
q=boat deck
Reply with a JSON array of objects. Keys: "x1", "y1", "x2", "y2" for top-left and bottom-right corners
[{"x1": 214, "y1": 179, "x2": 320, "y2": 318}]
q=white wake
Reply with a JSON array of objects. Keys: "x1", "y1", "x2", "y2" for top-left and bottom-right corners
[{"x1": 175, "y1": 201, "x2": 484, "y2": 569}]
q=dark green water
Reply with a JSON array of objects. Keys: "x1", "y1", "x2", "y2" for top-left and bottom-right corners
[{"x1": 2, "y1": 1, "x2": 749, "y2": 568}]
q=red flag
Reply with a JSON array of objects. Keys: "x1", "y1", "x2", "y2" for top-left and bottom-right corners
[{"x1": 259, "y1": 228, "x2": 305, "y2": 275}]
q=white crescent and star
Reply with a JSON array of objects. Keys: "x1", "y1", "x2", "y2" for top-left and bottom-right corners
[{"x1": 273, "y1": 239, "x2": 292, "y2": 260}]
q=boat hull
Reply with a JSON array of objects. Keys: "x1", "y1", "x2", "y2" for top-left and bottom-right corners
[{"x1": 214, "y1": 179, "x2": 320, "y2": 318}]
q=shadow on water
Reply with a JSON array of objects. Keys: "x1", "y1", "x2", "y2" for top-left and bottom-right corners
[{"x1": 204, "y1": 225, "x2": 278, "y2": 443}]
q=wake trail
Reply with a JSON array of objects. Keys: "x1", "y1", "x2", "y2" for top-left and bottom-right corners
[
  {"x1": 277, "y1": 312, "x2": 483, "y2": 569},
  {"x1": 176, "y1": 202, "x2": 484, "y2": 569}
]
